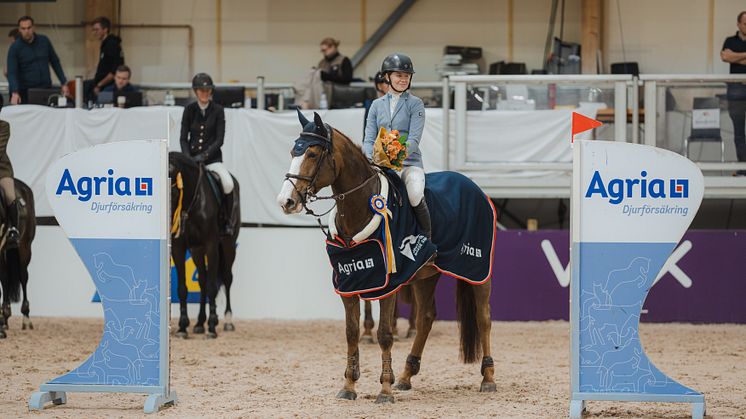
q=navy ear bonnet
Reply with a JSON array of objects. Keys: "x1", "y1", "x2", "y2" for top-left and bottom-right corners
[{"x1": 292, "y1": 110, "x2": 332, "y2": 157}]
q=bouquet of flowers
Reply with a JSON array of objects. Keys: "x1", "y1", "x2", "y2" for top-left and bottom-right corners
[{"x1": 372, "y1": 127, "x2": 409, "y2": 170}]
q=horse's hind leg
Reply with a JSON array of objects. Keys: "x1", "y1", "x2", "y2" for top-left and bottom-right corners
[
  {"x1": 474, "y1": 281, "x2": 496, "y2": 392},
  {"x1": 221, "y1": 242, "x2": 236, "y2": 332},
  {"x1": 205, "y1": 246, "x2": 220, "y2": 338},
  {"x1": 360, "y1": 300, "x2": 375, "y2": 343},
  {"x1": 192, "y1": 249, "x2": 208, "y2": 334},
  {"x1": 375, "y1": 294, "x2": 397, "y2": 404},
  {"x1": 337, "y1": 296, "x2": 361, "y2": 400},
  {"x1": 395, "y1": 274, "x2": 438, "y2": 391}
]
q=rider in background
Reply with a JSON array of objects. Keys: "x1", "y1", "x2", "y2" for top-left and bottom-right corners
[
  {"x1": 363, "y1": 54, "x2": 431, "y2": 239},
  {"x1": 179, "y1": 72, "x2": 235, "y2": 235},
  {"x1": 0, "y1": 95, "x2": 21, "y2": 247}
]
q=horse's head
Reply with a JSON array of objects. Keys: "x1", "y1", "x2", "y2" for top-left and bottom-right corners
[{"x1": 277, "y1": 110, "x2": 337, "y2": 214}]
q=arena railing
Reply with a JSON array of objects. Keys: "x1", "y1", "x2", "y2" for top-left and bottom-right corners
[{"x1": 446, "y1": 74, "x2": 634, "y2": 174}]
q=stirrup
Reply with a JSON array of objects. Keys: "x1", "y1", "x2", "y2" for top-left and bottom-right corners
[{"x1": 6, "y1": 227, "x2": 20, "y2": 249}]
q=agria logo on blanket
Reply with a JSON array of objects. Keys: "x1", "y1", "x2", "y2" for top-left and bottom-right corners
[
  {"x1": 585, "y1": 170, "x2": 688, "y2": 205},
  {"x1": 55, "y1": 168, "x2": 153, "y2": 202}
]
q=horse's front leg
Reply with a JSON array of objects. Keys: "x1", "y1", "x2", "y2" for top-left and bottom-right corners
[
  {"x1": 192, "y1": 248, "x2": 208, "y2": 334},
  {"x1": 337, "y1": 296, "x2": 360, "y2": 400},
  {"x1": 20, "y1": 266, "x2": 31, "y2": 330},
  {"x1": 375, "y1": 294, "x2": 397, "y2": 404},
  {"x1": 173, "y1": 241, "x2": 189, "y2": 338}
]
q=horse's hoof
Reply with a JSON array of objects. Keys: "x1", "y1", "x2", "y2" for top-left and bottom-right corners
[
  {"x1": 193, "y1": 325, "x2": 205, "y2": 334},
  {"x1": 22, "y1": 323, "x2": 26, "y2": 330},
  {"x1": 223, "y1": 322, "x2": 235, "y2": 332},
  {"x1": 375, "y1": 393, "x2": 395, "y2": 404},
  {"x1": 206, "y1": 331, "x2": 218, "y2": 339},
  {"x1": 336, "y1": 390, "x2": 357, "y2": 400},
  {"x1": 393, "y1": 381, "x2": 411, "y2": 391},
  {"x1": 175, "y1": 331, "x2": 188, "y2": 339},
  {"x1": 480, "y1": 382, "x2": 497, "y2": 393},
  {"x1": 406, "y1": 329, "x2": 416, "y2": 339}
]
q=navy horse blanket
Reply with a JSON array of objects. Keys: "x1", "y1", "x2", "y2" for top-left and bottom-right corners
[{"x1": 327, "y1": 170, "x2": 496, "y2": 300}]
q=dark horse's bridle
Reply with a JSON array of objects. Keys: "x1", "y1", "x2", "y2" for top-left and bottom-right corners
[{"x1": 284, "y1": 124, "x2": 379, "y2": 235}]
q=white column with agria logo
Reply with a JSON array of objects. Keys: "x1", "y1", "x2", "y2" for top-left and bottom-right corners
[
  {"x1": 29, "y1": 140, "x2": 176, "y2": 414},
  {"x1": 569, "y1": 140, "x2": 705, "y2": 418}
]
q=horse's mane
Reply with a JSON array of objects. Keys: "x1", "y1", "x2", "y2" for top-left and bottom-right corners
[
  {"x1": 331, "y1": 128, "x2": 373, "y2": 172},
  {"x1": 169, "y1": 151, "x2": 197, "y2": 170}
]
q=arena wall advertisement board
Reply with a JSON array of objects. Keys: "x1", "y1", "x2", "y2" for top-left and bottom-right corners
[
  {"x1": 569, "y1": 140, "x2": 705, "y2": 418},
  {"x1": 29, "y1": 140, "x2": 176, "y2": 413}
]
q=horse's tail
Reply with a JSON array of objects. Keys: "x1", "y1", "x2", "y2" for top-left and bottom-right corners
[
  {"x1": 456, "y1": 280, "x2": 481, "y2": 363},
  {"x1": 3, "y1": 248, "x2": 22, "y2": 302}
]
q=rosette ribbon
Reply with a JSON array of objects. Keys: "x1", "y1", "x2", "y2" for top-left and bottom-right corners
[{"x1": 369, "y1": 194, "x2": 396, "y2": 274}]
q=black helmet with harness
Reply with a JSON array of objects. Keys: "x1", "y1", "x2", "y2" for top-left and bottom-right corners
[
  {"x1": 192, "y1": 72, "x2": 215, "y2": 90},
  {"x1": 380, "y1": 53, "x2": 414, "y2": 92}
]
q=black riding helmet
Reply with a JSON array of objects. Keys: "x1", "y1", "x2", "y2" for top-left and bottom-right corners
[
  {"x1": 372, "y1": 71, "x2": 388, "y2": 93},
  {"x1": 381, "y1": 53, "x2": 414, "y2": 92},
  {"x1": 192, "y1": 72, "x2": 214, "y2": 90}
]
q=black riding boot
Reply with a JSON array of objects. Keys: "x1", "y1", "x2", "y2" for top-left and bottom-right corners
[
  {"x1": 221, "y1": 193, "x2": 235, "y2": 236},
  {"x1": 413, "y1": 199, "x2": 432, "y2": 239},
  {"x1": 6, "y1": 199, "x2": 21, "y2": 249}
]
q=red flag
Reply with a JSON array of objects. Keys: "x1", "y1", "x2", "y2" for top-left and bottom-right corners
[{"x1": 571, "y1": 112, "x2": 603, "y2": 143}]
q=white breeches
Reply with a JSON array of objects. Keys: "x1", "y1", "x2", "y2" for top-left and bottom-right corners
[
  {"x1": 206, "y1": 162, "x2": 234, "y2": 194},
  {"x1": 400, "y1": 165, "x2": 425, "y2": 206}
]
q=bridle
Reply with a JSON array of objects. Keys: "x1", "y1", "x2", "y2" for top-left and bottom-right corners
[{"x1": 284, "y1": 124, "x2": 379, "y2": 235}]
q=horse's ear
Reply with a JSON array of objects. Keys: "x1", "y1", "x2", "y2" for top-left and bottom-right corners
[
  {"x1": 297, "y1": 108, "x2": 310, "y2": 128},
  {"x1": 313, "y1": 112, "x2": 328, "y2": 136},
  {"x1": 313, "y1": 112, "x2": 324, "y2": 129}
]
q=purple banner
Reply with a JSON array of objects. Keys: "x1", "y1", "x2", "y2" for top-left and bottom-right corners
[{"x1": 400, "y1": 230, "x2": 746, "y2": 323}]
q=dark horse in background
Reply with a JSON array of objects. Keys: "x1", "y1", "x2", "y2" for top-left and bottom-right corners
[
  {"x1": 278, "y1": 112, "x2": 495, "y2": 403},
  {"x1": 0, "y1": 179, "x2": 36, "y2": 338},
  {"x1": 169, "y1": 152, "x2": 240, "y2": 339}
]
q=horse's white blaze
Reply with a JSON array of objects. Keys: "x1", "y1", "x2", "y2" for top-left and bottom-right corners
[{"x1": 277, "y1": 155, "x2": 305, "y2": 213}]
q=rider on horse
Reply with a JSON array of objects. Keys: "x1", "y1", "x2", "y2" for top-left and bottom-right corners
[
  {"x1": 0, "y1": 95, "x2": 21, "y2": 248},
  {"x1": 179, "y1": 72, "x2": 235, "y2": 235},
  {"x1": 363, "y1": 54, "x2": 431, "y2": 238}
]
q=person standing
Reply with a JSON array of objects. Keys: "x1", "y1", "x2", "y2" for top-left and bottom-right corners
[
  {"x1": 86, "y1": 16, "x2": 124, "y2": 101},
  {"x1": 296, "y1": 37, "x2": 353, "y2": 109},
  {"x1": 179, "y1": 73, "x2": 235, "y2": 235},
  {"x1": 721, "y1": 11, "x2": 746, "y2": 176},
  {"x1": 6, "y1": 16, "x2": 69, "y2": 104},
  {"x1": 363, "y1": 53, "x2": 431, "y2": 238}
]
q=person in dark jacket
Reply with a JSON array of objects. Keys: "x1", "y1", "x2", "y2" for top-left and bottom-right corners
[
  {"x1": 102, "y1": 65, "x2": 137, "y2": 93},
  {"x1": 0, "y1": 95, "x2": 20, "y2": 247},
  {"x1": 6, "y1": 16, "x2": 69, "y2": 104},
  {"x1": 179, "y1": 73, "x2": 235, "y2": 235},
  {"x1": 85, "y1": 16, "x2": 124, "y2": 101},
  {"x1": 296, "y1": 37, "x2": 353, "y2": 109},
  {"x1": 721, "y1": 11, "x2": 746, "y2": 176}
]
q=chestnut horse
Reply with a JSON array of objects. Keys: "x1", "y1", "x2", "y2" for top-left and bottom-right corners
[{"x1": 277, "y1": 111, "x2": 495, "y2": 403}]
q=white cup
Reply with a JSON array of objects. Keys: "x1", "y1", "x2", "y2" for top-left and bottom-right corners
[{"x1": 117, "y1": 95, "x2": 126, "y2": 108}]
